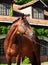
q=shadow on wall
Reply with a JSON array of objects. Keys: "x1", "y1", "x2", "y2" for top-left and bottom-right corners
[{"x1": 13, "y1": 11, "x2": 24, "y2": 17}]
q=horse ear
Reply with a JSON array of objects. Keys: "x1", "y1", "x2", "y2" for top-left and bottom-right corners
[
  {"x1": 20, "y1": 15, "x2": 24, "y2": 20},
  {"x1": 22, "y1": 14, "x2": 30, "y2": 19}
]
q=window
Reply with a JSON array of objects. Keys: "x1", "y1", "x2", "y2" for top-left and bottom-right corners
[
  {"x1": 32, "y1": 8, "x2": 38, "y2": 19},
  {"x1": 32, "y1": 8, "x2": 44, "y2": 19},
  {"x1": 38, "y1": 9, "x2": 44, "y2": 19},
  {"x1": 0, "y1": 3, "x2": 10, "y2": 15}
]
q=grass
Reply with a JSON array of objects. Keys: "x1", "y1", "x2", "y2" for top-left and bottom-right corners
[
  {"x1": 0, "y1": 63, "x2": 30, "y2": 65},
  {"x1": 0, "y1": 62, "x2": 48, "y2": 65},
  {"x1": 0, "y1": 64, "x2": 31, "y2": 65},
  {"x1": 42, "y1": 61, "x2": 48, "y2": 64}
]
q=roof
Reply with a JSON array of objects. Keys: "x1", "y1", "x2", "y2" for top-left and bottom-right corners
[
  {"x1": 13, "y1": 0, "x2": 48, "y2": 10},
  {"x1": 18, "y1": 0, "x2": 47, "y2": 9},
  {"x1": 13, "y1": 4, "x2": 21, "y2": 10}
]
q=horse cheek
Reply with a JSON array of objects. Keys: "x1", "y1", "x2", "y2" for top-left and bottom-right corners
[{"x1": 17, "y1": 26, "x2": 25, "y2": 33}]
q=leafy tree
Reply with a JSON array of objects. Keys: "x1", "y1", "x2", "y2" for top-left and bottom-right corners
[
  {"x1": 0, "y1": 26, "x2": 10, "y2": 34},
  {"x1": 42, "y1": 0, "x2": 48, "y2": 6},
  {"x1": 45, "y1": 29, "x2": 48, "y2": 37},
  {"x1": 42, "y1": 0, "x2": 48, "y2": 10},
  {"x1": 16, "y1": 0, "x2": 32, "y2": 4}
]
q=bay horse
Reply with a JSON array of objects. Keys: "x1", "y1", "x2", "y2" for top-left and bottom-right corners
[{"x1": 4, "y1": 14, "x2": 40, "y2": 65}]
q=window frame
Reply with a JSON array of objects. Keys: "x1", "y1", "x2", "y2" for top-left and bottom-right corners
[
  {"x1": 32, "y1": 8, "x2": 44, "y2": 19},
  {"x1": 0, "y1": 3, "x2": 10, "y2": 16}
]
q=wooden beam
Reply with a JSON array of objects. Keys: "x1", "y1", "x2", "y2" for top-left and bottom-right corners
[
  {"x1": 27, "y1": 17, "x2": 48, "y2": 27},
  {"x1": 0, "y1": 15, "x2": 19, "y2": 23},
  {"x1": 0, "y1": 15, "x2": 48, "y2": 27}
]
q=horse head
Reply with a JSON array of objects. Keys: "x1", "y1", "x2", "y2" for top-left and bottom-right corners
[{"x1": 12, "y1": 14, "x2": 35, "y2": 39}]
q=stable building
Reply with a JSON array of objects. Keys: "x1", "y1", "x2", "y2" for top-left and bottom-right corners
[{"x1": 0, "y1": 0, "x2": 48, "y2": 63}]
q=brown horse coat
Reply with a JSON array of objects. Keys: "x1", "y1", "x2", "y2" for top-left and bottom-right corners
[{"x1": 4, "y1": 16, "x2": 40, "y2": 65}]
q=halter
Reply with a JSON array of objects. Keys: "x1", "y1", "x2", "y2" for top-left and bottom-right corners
[{"x1": 21, "y1": 17, "x2": 35, "y2": 39}]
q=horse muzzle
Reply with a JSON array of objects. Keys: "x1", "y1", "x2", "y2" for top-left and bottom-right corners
[{"x1": 27, "y1": 32, "x2": 35, "y2": 39}]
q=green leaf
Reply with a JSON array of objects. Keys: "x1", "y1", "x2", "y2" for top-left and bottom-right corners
[
  {"x1": 45, "y1": 29, "x2": 48, "y2": 37},
  {"x1": 22, "y1": 56, "x2": 30, "y2": 64}
]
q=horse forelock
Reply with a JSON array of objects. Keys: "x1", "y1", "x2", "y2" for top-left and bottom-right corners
[{"x1": 23, "y1": 17, "x2": 29, "y2": 26}]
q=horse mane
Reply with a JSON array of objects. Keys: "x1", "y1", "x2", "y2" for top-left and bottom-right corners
[{"x1": 21, "y1": 14, "x2": 30, "y2": 26}]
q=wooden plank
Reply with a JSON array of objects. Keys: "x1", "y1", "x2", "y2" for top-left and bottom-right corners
[
  {"x1": 0, "y1": 15, "x2": 48, "y2": 27},
  {"x1": 27, "y1": 17, "x2": 48, "y2": 27},
  {"x1": 0, "y1": 21, "x2": 12, "y2": 23},
  {"x1": 0, "y1": 15, "x2": 19, "y2": 23},
  {"x1": 29, "y1": 23, "x2": 48, "y2": 27}
]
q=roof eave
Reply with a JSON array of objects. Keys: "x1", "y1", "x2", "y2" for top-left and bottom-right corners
[
  {"x1": 19, "y1": 0, "x2": 48, "y2": 10},
  {"x1": 19, "y1": 0, "x2": 39, "y2": 10},
  {"x1": 40, "y1": 0, "x2": 48, "y2": 8}
]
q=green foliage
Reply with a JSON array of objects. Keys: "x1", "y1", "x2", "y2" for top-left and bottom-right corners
[
  {"x1": 34, "y1": 27, "x2": 48, "y2": 37},
  {"x1": 0, "y1": 26, "x2": 10, "y2": 34},
  {"x1": 36, "y1": 28, "x2": 44, "y2": 35},
  {"x1": 22, "y1": 57, "x2": 30, "y2": 64},
  {"x1": 45, "y1": 29, "x2": 48, "y2": 37},
  {"x1": 15, "y1": 0, "x2": 48, "y2": 6},
  {"x1": 16, "y1": 0, "x2": 32, "y2": 4},
  {"x1": 9, "y1": 4, "x2": 13, "y2": 16},
  {"x1": 42, "y1": 0, "x2": 48, "y2": 6}
]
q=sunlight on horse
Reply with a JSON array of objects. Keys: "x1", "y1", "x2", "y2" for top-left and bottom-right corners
[{"x1": 4, "y1": 14, "x2": 40, "y2": 65}]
